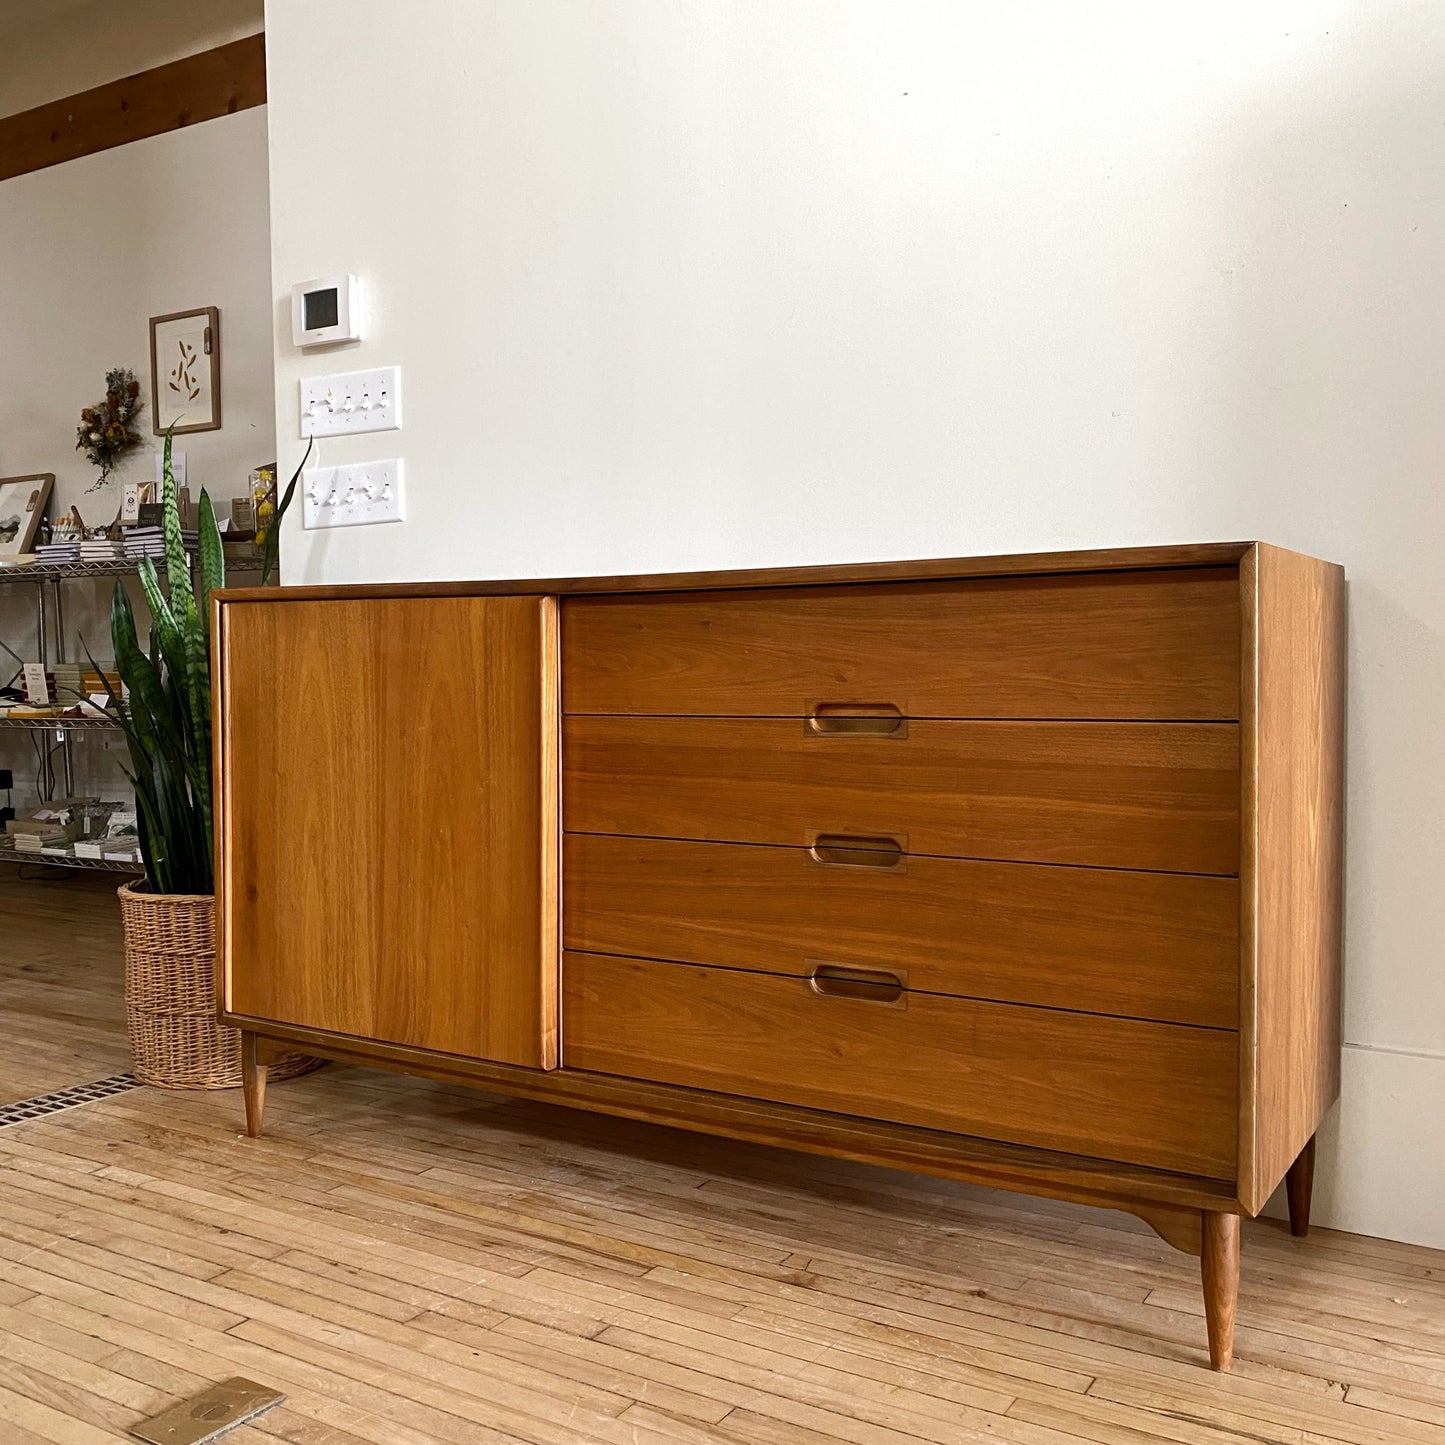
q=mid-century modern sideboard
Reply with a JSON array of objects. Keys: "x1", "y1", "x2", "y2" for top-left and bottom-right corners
[{"x1": 213, "y1": 541, "x2": 1345, "y2": 1371}]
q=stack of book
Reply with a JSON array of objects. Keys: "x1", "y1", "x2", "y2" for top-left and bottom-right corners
[
  {"x1": 0, "y1": 701, "x2": 62, "y2": 719},
  {"x1": 123, "y1": 525, "x2": 197, "y2": 562},
  {"x1": 50, "y1": 663, "x2": 84, "y2": 702},
  {"x1": 101, "y1": 804, "x2": 141, "y2": 864},
  {"x1": 34, "y1": 540, "x2": 81, "y2": 564},
  {"x1": 76, "y1": 803, "x2": 136, "y2": 860},
  {"x1": 123, "y1": 525, "x2": 167, "y2": 559},
  {"x1": 29, "y1": 665, "x2": 121, "y2": 705},
  {"x1": 5, "y1": 798, "x2": 95, "y2": 852},
  {"x1": 78, "y1": 536, "x2": 124, "y2": 563},
  {"x1": 83, "y1": 667, "x2": 123, "y2": 700}
]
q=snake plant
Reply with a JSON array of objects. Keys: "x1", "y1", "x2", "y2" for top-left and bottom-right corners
[
  {"x1": 89, "y1": 428, "x2": 308, "y2": 893},
  {"x1": 87, "y1": 427, "x2": 222, "y2": 894}
]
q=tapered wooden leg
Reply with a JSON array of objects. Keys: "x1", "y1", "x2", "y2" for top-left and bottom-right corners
[
  {"x1": 1286, "y1": 1136, "x2": 1316, "y2": 1238},
  {"x1": 241, "y1": 1031, "x2": 268, "y2": 1138},
  {"x1": 1201, "y1": 1211, "x2": 1240, "y2": 1371}
]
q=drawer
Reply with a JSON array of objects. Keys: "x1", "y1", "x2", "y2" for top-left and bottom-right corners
[
  {"x1": 563, "y1": 952, "x2": 1239, "y2": 1178},
  {"x1": 564, "y1": 718, "x2": 1240, "y2": 874},
  {"x1": 561, "y1": 569, "x2": 1240, "y2": 720},
  {"x1": 564, "y1": 835, "x2": 1240, "y2": 1028}
]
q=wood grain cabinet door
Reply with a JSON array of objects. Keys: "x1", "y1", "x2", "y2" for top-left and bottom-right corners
[{"x1": 217, "y1": 596, "x2": 558, "y2": 1067}]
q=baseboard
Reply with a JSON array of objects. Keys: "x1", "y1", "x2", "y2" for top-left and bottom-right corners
[{"x1": 1264, "y1": 1043, "x2": 1445, "y2": 1248}]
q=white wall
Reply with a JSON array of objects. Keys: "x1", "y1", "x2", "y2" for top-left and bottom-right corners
[
  {"x1": 0, "y1": 107, "x2": 276, "y2": 804},
  {"x1": 264, "y1": 1, "x2": 1445, "y2": 1246}
]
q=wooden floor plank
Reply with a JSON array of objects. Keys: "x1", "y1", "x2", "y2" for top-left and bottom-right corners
[
  {"x1": 2, "y1": 865, "x2": 1445, "y2": 1443},
  {"x1": 0, "y1": 872, "x2": 129, "y2": 1105}
]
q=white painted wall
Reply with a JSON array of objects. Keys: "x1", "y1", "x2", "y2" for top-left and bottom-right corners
[
  {"x1": 264, "y1": 1, "x2": 1445, "y2": 1245},
  {"x1": 0, "y1": 107, "x2": 276, "y2": 804}
]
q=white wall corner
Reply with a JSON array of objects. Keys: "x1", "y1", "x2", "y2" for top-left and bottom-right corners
[{"x1": 1264, "y1": 1045, "x2": 1445, "y2": 1251}]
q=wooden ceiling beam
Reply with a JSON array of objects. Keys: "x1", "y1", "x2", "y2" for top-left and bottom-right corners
[{"x1": 0, "y1": 32, "x2": 266, "y2": 183}]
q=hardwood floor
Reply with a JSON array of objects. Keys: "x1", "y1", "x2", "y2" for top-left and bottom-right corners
[
  {"x1": 0, "y1": 868, "x2": 130, "y2": 1104},
  {"x1": 2, "y1": 872, "x2": 1445, "y2": 1442}
]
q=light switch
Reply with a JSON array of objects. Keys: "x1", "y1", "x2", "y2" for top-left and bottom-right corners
[
  {"x1": 302, "y1": 459, "x2": 404, "y2": 529},
  {"x1": 299, "y1": 366, "x2": 401, "y2": 437}
]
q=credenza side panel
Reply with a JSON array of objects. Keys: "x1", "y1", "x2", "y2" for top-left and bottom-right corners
[
  {"x1": 1239, "y1": 546, "x2": 1347, "y2": 1212},
  {"x1": 217, "y1": 595, "x2": 559, "y2": 1068}
]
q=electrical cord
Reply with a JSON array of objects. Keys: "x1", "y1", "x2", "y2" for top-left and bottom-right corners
[{"x1": 16, "y1": 862, "x2": 81, "y2": 883}]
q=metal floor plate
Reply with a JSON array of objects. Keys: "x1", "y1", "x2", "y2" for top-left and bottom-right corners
[{"x1": 131, "y1": 1378, "x2": 285, "y2": 1445}]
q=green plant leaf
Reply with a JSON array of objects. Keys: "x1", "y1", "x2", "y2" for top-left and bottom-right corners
[
  {"x1": 180, "y1": 586, "x2": 213, "y2": 882},
  {"x1": 127, "y1": 769, "x2": 160, "y2": 890},
  {"x1": 134, "y1": 557, "x2": 189, "y2": 728},
  {"x1": 103, "y1": 457, "x2": 222, "y2": 895},
  {"x1": 138, "y1": 756, "x2": 179, "y2": 895},
  {"x1": 110, "y1": 583, "x2": 188, "y2": 767},
  {"x1": 198, "y1": 489, "x2": 225, "y2": 620},
  {"x1": 261, "y1": 436, "x2": 313, "y2": 586},
  {"x1": 160, "y1": 424, "x2": 191, "y2": 614}
]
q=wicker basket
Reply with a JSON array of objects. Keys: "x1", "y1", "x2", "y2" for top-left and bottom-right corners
[{"x1": 118, "y1": 883, "x2": 321, "y2": 1090}]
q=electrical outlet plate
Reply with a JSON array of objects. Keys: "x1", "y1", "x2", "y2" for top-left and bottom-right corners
[
  {"x1": 299, "y1": 366, "x2": 401, "y2": 437},
  {"x1": 302, "y1": 459, "x2": 404, "y2": 529}
]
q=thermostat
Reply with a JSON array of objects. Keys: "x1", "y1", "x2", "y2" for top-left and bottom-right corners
[{"x1": 291, "y1": 274, "x2": 363, "y2": 347}]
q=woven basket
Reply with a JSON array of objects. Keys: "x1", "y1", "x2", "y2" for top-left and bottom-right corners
[{"x1": 118, "y1": 883, "x2": 322, "y2": 1090}]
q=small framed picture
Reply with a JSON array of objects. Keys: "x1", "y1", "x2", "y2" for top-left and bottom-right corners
[
  {"x1": 150, "y1": 306, "x2": 221, "y2": 434},
  {"x1": 0, "y1": 473, "x2": 53, "y2": 558}
]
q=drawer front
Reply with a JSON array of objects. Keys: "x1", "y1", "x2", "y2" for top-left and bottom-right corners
[
  {"x1": 564, "y1": 718, "x2": 1240, "y2": 874},
  {"x1": 564, "y1": 835, "x2": 1240, "y2": 1028},
  {"x1": 561, "y1": 569, "x2": 1240, "y2": 720},
  {"x1": 564, "y1": 952, "x2": 1239, "y2": 1178}
]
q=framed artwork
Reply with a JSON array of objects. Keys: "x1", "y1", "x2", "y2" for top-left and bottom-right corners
[
  {"x1": 0, "y1": 473, "x2": 53, "y2": 557},
  {"x1": 149, "y1": 306, "x2": 221, "y2": 434}
]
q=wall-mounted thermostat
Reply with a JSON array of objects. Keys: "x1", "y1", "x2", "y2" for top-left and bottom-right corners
[{"x1": 291, "y1": 274, "x2": 363, "y2": 348}]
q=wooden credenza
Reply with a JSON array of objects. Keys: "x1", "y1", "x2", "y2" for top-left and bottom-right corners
[{"x1": 214, "y1": 542, "x2": 1345, "y2": 1371}]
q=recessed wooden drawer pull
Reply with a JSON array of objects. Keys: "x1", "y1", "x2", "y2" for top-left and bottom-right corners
[
  {"x1": 805, "y1": 703, "x2": 907, "y2": 738},
  {"x1": 808, "y1": 834, "x2": 906, "y2": 870},
  {"x1": 808, "y1": 963, "x2": 907, "y2": 1005}
]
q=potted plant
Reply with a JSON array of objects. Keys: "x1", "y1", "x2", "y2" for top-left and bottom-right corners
[{"x1": 94, "y1": 428, "x2": 316, "y2": 1089}]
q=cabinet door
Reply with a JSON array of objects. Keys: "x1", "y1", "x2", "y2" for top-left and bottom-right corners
[{"x1": 218, "y1": 595, "x2": 558, "y2": 1067}]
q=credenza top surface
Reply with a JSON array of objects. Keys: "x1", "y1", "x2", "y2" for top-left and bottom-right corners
[{"x1": 214, "y1": 540, "x2": 1315, "y2": 605}]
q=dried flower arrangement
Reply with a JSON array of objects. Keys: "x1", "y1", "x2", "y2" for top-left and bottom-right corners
[{"x1": 76, "y1": 368, "x2": 144, "y2": 488}]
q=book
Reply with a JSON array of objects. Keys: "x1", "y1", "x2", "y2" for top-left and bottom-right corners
[{"x1": 6, "y1": 798, "x2": 99, "y2": 843}]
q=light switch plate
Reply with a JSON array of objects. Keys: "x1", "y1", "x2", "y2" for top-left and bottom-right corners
[
  {"x1": 302, "y1": 459, "x2": 404, "y2": 530},
  {"x1": 299, "y1": 366, "x2": 401, "y2": 437}
]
